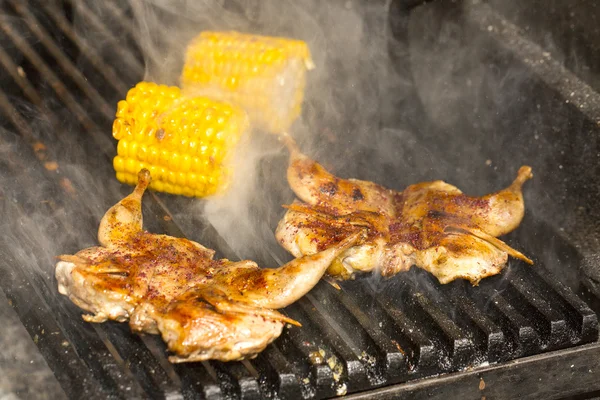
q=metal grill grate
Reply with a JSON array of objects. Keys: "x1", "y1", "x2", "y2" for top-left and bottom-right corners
[{"x1": 0, "y1": 1, "x2": 599, "y2": 399}]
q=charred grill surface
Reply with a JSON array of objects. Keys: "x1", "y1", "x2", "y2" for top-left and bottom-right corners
[{"x1": 0, "y1": 0, "x2": 599, "y2": 399}]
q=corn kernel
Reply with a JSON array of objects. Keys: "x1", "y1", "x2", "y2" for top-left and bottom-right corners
[
  {"x1": 166, "y1": 171, "x2": 177, "y2": 185},
  {"x1": 147, "y1": 146, "x2": 159, "y2": 164},
  {"x1": 176, "y1": 172, "x2": 187, "y2": 186},
  {"x1": 137, "y1": 144, "x2": 148, "y2": 161},
  {"x1": 113, "y1": 118, "x2": 124, "y2": 139},
  {"x1": 148, "y1": 165, "x2": 160, "y2": 180},
  {"x1": 117, "y1": 140, "x2": 128, "y2": 157},
  {"x1": 180, "y1": 154, "x2": 192, "y2": 172},
  {"x1": 113, "y1": 156, "x2": 125, "y2": 172},
  {"x1": 172, "y1": 185, "x2": 183, "y2": 196},
  {"x1": 182, "y1": 187, "x2": 194, "y2": 197},
  {"x1": 125, "y1": 158, "x2": 138, "y2": 174},
  {"x1": 116, "y1": 171, "x2": 126, "y2": 183},
  {"x1": 153, "y1": 180, "x2": 164, "y2": 192}
]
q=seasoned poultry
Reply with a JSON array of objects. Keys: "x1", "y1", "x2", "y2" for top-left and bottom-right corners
[
  {"x1": 275, "y1": 134, "x2": 533, "y2": 284},
  {"x1": 56, "y1": 169, "x2": 360, "y2": 362}
]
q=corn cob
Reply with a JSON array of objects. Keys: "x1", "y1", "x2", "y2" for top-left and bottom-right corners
[
  {"x1": 112, "y1": 82, "x2": 249, "y2": 197},
  {"x1": 181, "y1": 31, "x2": 314, "y2": 134}
]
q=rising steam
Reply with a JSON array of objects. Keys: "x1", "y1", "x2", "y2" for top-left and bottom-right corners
[
  {"x1": 124, "y1": 0, "x2": 397, "y2": 262},
  {"x1": 1, "y1": 0, "x2": 562, "y2": 286}
]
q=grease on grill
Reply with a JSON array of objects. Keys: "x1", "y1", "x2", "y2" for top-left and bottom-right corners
[{"x1": 308, "y1": 348, "x2": 347, "y2": 395}]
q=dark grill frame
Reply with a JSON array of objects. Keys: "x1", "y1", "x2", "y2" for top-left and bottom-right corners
[{"x1": 1, "y1": 1, "x2": 600, "y2": 399}]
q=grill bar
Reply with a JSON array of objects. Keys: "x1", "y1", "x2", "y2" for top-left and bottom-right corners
[
  {"x1": 279, "y1": 305, "x2": 340, "y2": 398},
  {"x1": 101, "y1": 323, "x2": 181, "y2": 397},
  {"x1": 439, "y1": 284, "x2": 505, "y2": 362},
  {"x1": 520, "y1": 265, "x2": 598, "y2": 345},
  {"x1": 0, "y1": 11, "x2": 226, "y2": 399},
  {"x1": 0, "y1": 146, "x2": 146, "y2": 399},
  {"x1": 477, "y1": 288, "x2": 540, "y2": 357},
  {"x1": 174, "y1": 362, "x2": 223, "y2": 400},
  {"x1": 327, "y1": 283, "x2": 407, "y2": 382},
  {"x1": 100, "y1": 0, "x2": 139, "y2": 45},
  {"x1": 38, "y1": 1, "x2": 130, "y2": 94},
  {"x1": 345, "y1": 343, "x2": 600, "y2": 400},
  {"x1": 0, "y1": 268, "x2": 133, "y2": 400},
  {"x1": 0, "y1": 45, "x2": 54, "y2": 116},
  {"x1": 0, "y1": 90, "x2": 32, "y2": 138},
  {"x1": 410, "y1": 281, "x2": 476, "y2": 367},
  {"x1": 8, "y1": 0, "x2": 114, "y2": 120},
  {"x1": 298, "y1": 295, "x2": 371, "y2": 391},
  {"x1": 0, "y1": 13, "x2": 180, "y2": 394},
  {"x1": 254, "y1": 346, "x2": 305, "y2": 399},
  {"x1": 352, "y1": 282, "x2": 438, "y2": 373},
  {"x1": 507, "y1": 272, "x2": 569, "y2": 347},
  {"x1": 0, "y1": 17, "x2": 103, "y2": 139},
  {"x1": 64, "y1": 0, "x2": 144, "y2": 77}
]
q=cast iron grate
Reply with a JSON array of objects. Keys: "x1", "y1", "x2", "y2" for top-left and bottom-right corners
[{"x1": 0, "y1": 1, "x2": 598, "y2": 399}]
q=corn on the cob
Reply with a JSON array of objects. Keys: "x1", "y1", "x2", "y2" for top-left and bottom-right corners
[
  {"x1": 181, "y1": 31, "x2": 314, "y2": 134},
  {"x1": 112, "y1": 81, "x2": 249, "y2": 197}
]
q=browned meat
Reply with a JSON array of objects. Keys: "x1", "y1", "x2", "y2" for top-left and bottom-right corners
[
  {"x1": 276, "y1": 134, "x2": 533, "y2": 285},
  {"x1": 56, "y1": 169, "x2": 360, "y2": 362}
]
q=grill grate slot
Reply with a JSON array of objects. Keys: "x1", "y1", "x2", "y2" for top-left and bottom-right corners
[
  {"x1": 252, "y1": 346, "x2": 304, "y2": 399},
  {"x1": 101, "y1": 323, "x2": 181, "y2": 398},
  {"x1": 327, "y1": 282, "x2": 408, "y2": 382},
  {"x1": 278, "y1": 305, "x2": 340, "y2": 398},
  {"x1": 351, "y1": 281, "x2": 438, "y2": 373},
  {"x1": 409, "y1": 291, "x2": 475, "y2": 368},
  {"x1": 526, "y1": 265, "x2": 599, "y2": 343},
  {"x1": 440, "y1": 282, "x2": 506, "y2": 363},
  {"x1": 476, "y1": 285, "x2": 541, "y2": 358},
  {"x1": 211, "y1": 361, "x2": 263, "y2": 400},
  {"x1": 8, "y1": 0, "x2": 114, "y2": 120},
  {"x1": 0, "y1": 17, "x2": 105, "y2": 137},
  {"x1": 173, "y1": 362, "x2": 223, "y2": 400},
  {"x1": 38, "y1": 1, "x2": 130, "y2": 94},
  {"x1": 306, "y1": 290, "x2": 385, "y2": 385},
  {"x1": 380, "y1": 274, "x2": 476, "y2": 370},
  {"x1": 505, "y1": 270, "x2": 570, "y2": 348},
  {"x1": 63, "y1": 0, "x2": 144, "y2": 78},
  {"x1": 297, "y1": 295, "x2": 371, "y2": 392}
]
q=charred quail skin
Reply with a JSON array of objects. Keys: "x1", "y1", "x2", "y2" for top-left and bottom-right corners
[
  {"x1": 56, "y1": 169, "x2": 360, "y2": 362},
  {"x1": 276, "y1": 133, "x2": 533, "y2": 285}
]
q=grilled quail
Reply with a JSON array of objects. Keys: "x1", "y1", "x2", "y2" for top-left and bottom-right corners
[
  {"x1": 56, "y1": 169, "x2": 360, "y2": 362},
  {"x1": 275, "y1": 134, "x2": 532, "y2": 285}
]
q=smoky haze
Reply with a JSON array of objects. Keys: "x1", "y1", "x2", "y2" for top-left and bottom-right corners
[
  {"x1": 1, "y1": 2, "x2": 595, "y2": 392},
  {"x1": 0, "y1": 0, "x2": 561, "y2": 291},
  {"x1": 124, "y1": 0, "x2": 398, "y2": 262}
]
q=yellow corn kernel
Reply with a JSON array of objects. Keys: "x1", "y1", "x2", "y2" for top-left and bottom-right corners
[
  {"x1": 112, "y1": 81, "x2": 249, "y2": 197},
  {"x1": 181, "y1": 31, "x2": 314, "y2": 134}
]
